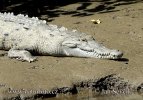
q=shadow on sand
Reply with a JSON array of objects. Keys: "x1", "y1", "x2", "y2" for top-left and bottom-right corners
[{"x1": 0, "y1": 0, "x2": 142, "y2": 21}]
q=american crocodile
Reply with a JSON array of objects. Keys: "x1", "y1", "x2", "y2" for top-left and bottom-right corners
[{"x1": 0, "y1": 12, "x2": 123, "y2": 62}]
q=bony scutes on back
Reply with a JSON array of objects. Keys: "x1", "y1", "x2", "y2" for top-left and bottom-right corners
[{"x1": 0, "y1": 12, "x2": 47, "y2": 27}]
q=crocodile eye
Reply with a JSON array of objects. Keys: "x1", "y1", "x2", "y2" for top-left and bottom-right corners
[{"x1": 81, "y1": 38, "x2": 87, "y2": 42}]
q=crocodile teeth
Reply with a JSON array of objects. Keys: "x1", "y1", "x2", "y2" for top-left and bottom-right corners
[
  {"x1": 97, "y1": 54, "x2": 100, "y2": 58},
  {"x1": 98, "y1": 55, "x2": 102, "y2": 58}
]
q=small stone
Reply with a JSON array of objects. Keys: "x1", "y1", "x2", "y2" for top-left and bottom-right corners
[
  {"x1": 90, "y1": 19, "x2": 101, "y2": 24},
  {"x1": 125, "y1": 62, "x2": 128, "y2": 64},
  {"x1": 29, "y1": 66, "x2": 39, "y2": 69}
]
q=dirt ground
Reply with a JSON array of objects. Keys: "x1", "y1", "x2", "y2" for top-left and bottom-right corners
[{"x1": 0, "y1": 0, "x2": 143, "y2": 99}]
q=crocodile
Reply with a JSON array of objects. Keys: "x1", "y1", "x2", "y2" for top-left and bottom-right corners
[{"x1": 0, "y1": 12, "x2": 123, "y2": 62}]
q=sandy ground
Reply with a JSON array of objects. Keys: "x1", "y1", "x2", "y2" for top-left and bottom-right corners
[{"x1": 0, "y1": 1, "x2": 143, "y2": 99}]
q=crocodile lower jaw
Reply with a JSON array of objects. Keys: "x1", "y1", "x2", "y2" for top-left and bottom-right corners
[{"x1": 63, "y1": 47, "x2": 123, "y2": 59}]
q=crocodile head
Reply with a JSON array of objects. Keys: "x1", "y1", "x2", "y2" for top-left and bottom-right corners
[{"x1": 62, "y1": 35, "x2": 123, "y2": 59}]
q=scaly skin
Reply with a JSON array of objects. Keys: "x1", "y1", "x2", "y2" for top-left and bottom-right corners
[{"x1": 0, "y1": 12, "x2": 123, "y2": 62}]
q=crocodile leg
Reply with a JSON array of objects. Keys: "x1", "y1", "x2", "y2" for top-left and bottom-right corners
[{"x1": 8, "y1": 49, "x2": 37, "y2": 62}]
